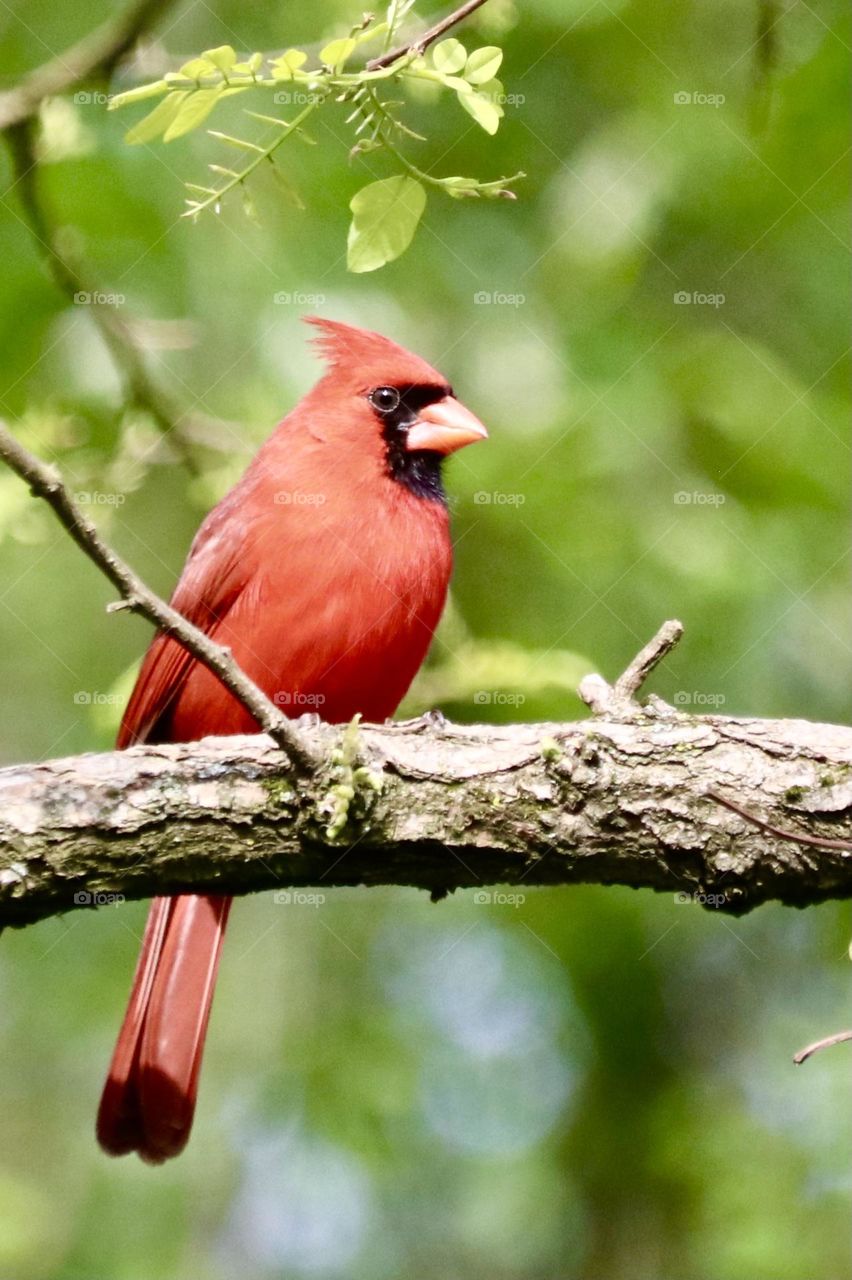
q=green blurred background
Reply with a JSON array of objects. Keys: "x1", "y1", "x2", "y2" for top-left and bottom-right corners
[{"x1": 0, "y1": 0, "x2": 849, "y2": 1276}]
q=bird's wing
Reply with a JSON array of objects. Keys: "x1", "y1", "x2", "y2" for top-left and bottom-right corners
[{"x1": 117, "y1": 519, "x2": 249, "y2": 748}]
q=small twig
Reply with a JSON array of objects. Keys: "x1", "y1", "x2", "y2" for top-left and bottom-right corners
[
  {"x1": 613, "y1": 619, "x2": 684, "y2": 702},
  {"x1": 579, "y1": 619, "x2": 684, "y2": 717},
  {"x1": 708, "y1": 789, "x2": 852, "y2": 852},
  {"x1": 793, "y1": 1029, "x2": 852, "y2": 1065},
  {"x1": 367, "y1": 0, "x2": 491, "y2": 71},
  {"x1": 0, "y1": 422, "x2": 318, "y2": 775}
]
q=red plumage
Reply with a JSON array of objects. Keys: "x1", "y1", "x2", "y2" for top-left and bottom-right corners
[{"x1": 96, "y1": 318, "x2": 486, "y2": 1162}]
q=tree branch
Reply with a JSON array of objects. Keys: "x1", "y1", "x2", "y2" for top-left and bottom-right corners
[
  {"x1": 0, "y1": 421, "x2": 317, "y2": 774},
  {"x1": 3, "y1": 704, "x2": 852, "y2": 928},
  {"x1": 0, "y1": 0, "x2": 175, "y2": 132},
  {"x1": 367, "y1": 0, "x2": 492, "y2": 71},
  {"x1": 4, "y1": 119, "x2": 205, "y2": 472},
  {"x1": 0, "y1": 0, "x2": 241, "y2": 468}
]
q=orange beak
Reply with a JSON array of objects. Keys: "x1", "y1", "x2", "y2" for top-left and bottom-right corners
[{"x1": 405, "y1": 396, "x2": 489, "y2": 455}]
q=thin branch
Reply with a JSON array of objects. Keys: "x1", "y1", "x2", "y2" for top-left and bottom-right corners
[
  {"x1": 367, "y1": 0, "x2": 492, "y2": 71},
  {"x1": 5, "y1": 120, "x2": 201, "y2": 473},
  {"x1": 614, "y1": 618, "x2": 684, "y2": 702},
  {"x1": 793, "y1": 1030, "x2": 852, "y2": 1066},
  {"x1": 0, "y1": 0, "x2": 175, "y2": 132},
  {"x1": 0, "y1": 422, "x2": 318, "y2": 774}
]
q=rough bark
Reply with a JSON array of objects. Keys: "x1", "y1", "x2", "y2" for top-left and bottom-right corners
[{"x1": 3, "y1": 709, "x2": 852, "y2": 929}]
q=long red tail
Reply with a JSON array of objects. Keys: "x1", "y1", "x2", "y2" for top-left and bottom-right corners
[{"x1": 96, "y1": 893, "x2": 232, "y2": 1163}]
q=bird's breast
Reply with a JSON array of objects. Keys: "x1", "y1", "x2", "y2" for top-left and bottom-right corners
[{"x1": 169, "y1": 484, "x2": 452, "y2": 734}]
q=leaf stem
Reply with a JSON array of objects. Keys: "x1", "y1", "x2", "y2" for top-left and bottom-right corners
[{"x1": 185, "y1": 99, "x2": 320, "y2": 219}]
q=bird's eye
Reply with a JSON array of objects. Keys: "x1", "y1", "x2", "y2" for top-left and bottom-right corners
[{"x1": 369, "y1": 386, "x2": 401, "y2": 414}]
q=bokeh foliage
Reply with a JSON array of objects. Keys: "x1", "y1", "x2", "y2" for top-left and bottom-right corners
[{"x1": 0, "y1": 0, "x2": 849, "y2": 1277}]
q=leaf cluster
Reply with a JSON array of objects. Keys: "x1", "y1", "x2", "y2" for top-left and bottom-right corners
[{"x1": 109, "y1": 9, "x2": 524, "y2": 270}]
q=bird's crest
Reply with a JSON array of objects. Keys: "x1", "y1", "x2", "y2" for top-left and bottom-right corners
[{"x1": 305, "y1": 316, "x2": 447, "y2": 389}]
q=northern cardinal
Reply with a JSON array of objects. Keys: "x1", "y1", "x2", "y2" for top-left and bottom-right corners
[{"x1": 96, "y1": 318, "x2": 487, "y2": 1162}]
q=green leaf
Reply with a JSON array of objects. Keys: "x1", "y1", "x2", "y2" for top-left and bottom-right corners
[
  {"x1": 457, "y1": 87, "x2": 503, "y2": 134},
  {"x1": 431, "y1": 39, "x2": 467, "y2": 75},
  {"x1": 320, "y1": 37, "x2": 356, "y2": 70},
  {"x1": 108, "y1": 80, "x2": 169, "y2": 109},
  {"x1": 386, "y1": 0, "x2": 417, "y2": 41},
  {"x1": 203, "y1": 45, "x2": 237, "y2": 73},
  {"x1": 207, "y1": 130, "x2": 265, "y2": 152},
  {"x1": 232, "y1": 52, "x2": 264, "y2": 74},
  {"x1": 245, "y1": 110, "x2": 294, "y2": 127},
  {"x1": 347, "y1": 175, "x2": 426, "y2": 272},
  {"x1": 270, "y1": 49, "x2": 308, "y2": 81},
  {"x1": 163, "y1": 88, "x2": 225, "y2": 141},
  {"x1": 125, "y1": 91, "x2": 189, "y2": 144},
  {"x1": 464, "y1": 46, "x2": 503, "y2": 84},
  {"x1": 178, "y1": 56, "x2": 216, "y2": 79},
  {"x1": 434, "y1": 73, "x2": 472, "y2": 93}
]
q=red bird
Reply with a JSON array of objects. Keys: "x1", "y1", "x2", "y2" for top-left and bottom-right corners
[{"x1": 96, "y1": 318, "x2": 487, "y2": 1162}]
